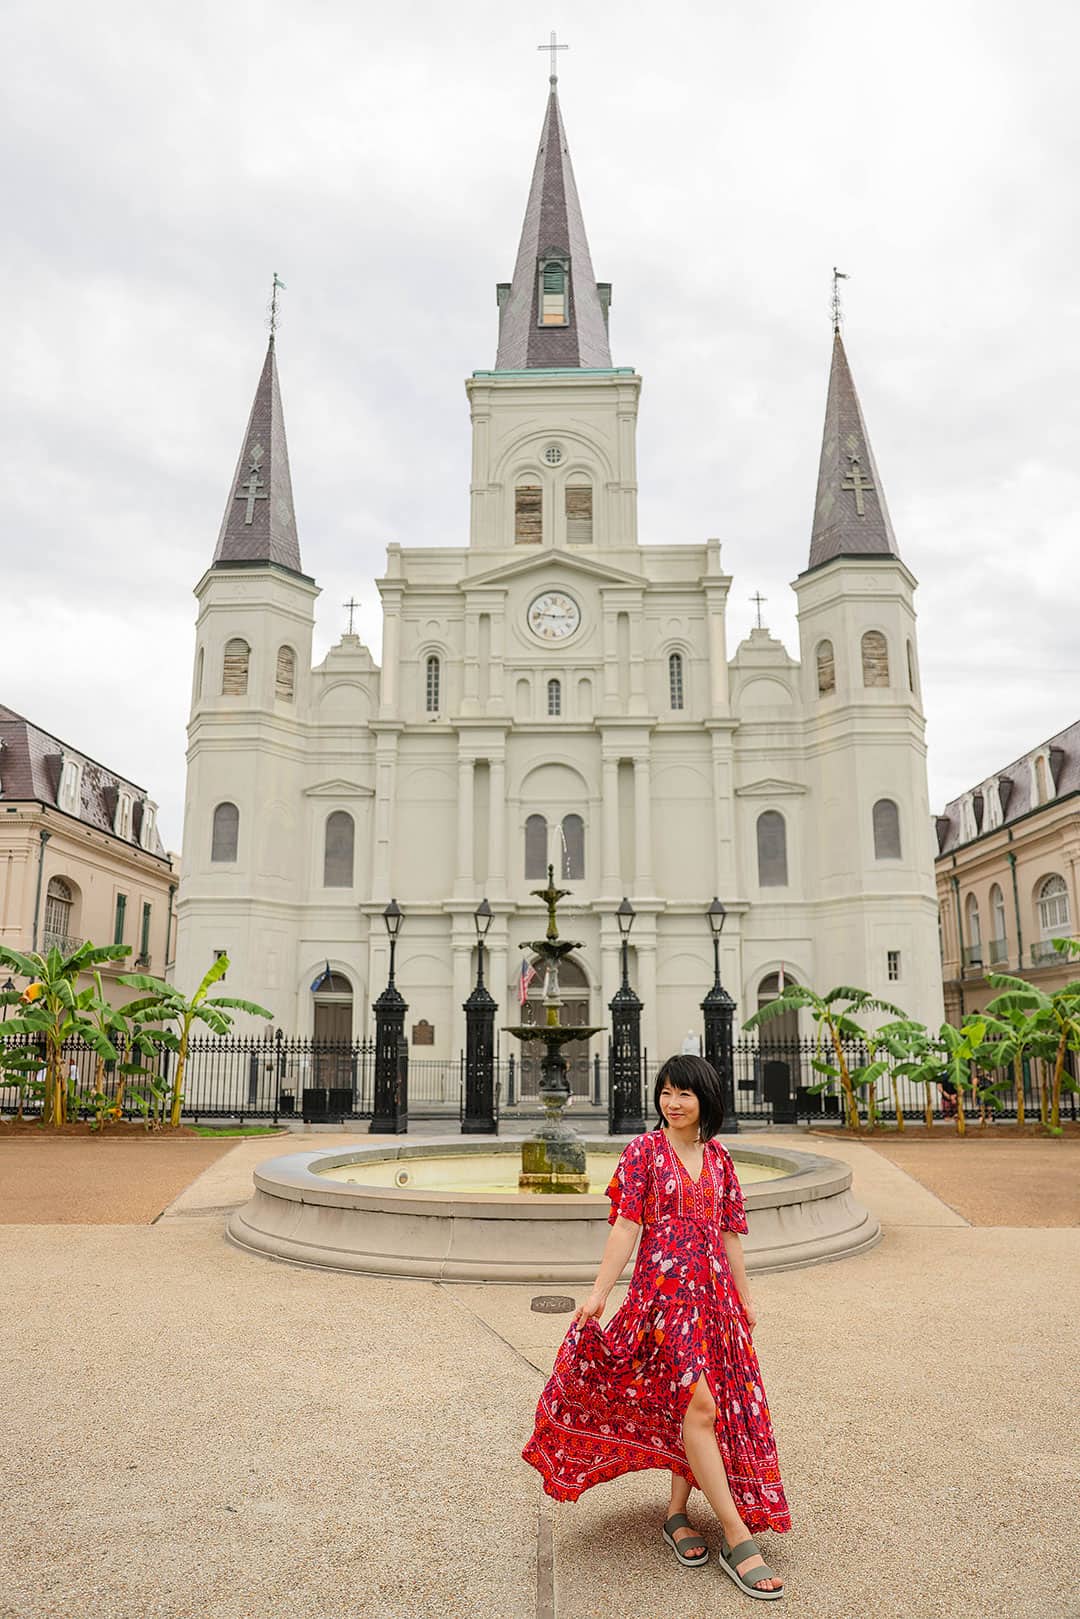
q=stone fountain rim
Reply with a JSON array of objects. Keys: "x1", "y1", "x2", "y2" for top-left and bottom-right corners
[{"x1": 250, "y1": 1134, "x2": 849, "y2": 1221}]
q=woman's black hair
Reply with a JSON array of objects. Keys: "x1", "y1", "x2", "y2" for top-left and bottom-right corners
[{"x1": 652, "y1": 1053, "x2": 726, "y2": 1141}]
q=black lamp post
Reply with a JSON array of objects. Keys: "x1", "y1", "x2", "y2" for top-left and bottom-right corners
[
  {"x1": 608, "y1": 897, "x2": 645, "y2": 1135},
  {"x1": 370, "y1": 899, "x2": 409, "y2": 1134},
  {"x1": 701, "y1": 898, "x2": 738, "y2": 1134},
  {"x1": 1, "y1": 977, "x2": 14, "y2": 1023},
  {"x1": 462, "y1": 898, "x2": 498, "y2": 1135}
]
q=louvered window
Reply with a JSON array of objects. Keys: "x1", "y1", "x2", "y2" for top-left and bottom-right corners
[
  {"x1": 756, "y1": 811, "x2": 788, "y2": 887},
  {"x1": 113, "y1": 893, "x2": 127, "y2": 946},
  {"x1": 872, "y1": 798, "x2": 902, "y2": 859},
  {"x1": 425, "y1": 655, "x2": 441, "y2": 713},
  {"x1": 223, "y1": 638, "x2": 250, "y2": 696},
  {"x1": 276, "y1": 645, "x2": 295, "y2": 702},
  {"x1": 324, "y1": 811, "x2": 355, "y2": 888},
  {"x1": 547, "y1": 678, "x2": 561, "y2": 717},
  {"x1": 669, "y1": 651, "x2": 684, "y2": 710},
  {"x1": 540, "y1": 259, "x2": 568, "y2": 325},
  {"x1": 565, "y1": 485, "x2": 592, "y2": 542},
  {"x1": 211, "y1": 802, "x2": 239, "y2": 862},
  {"x1": 525, "y1": 814, "x2": 548, "y2": 879},
  {"x1": 515, "y1": 485, "x2": 542, "y2": 544},
  {"x1": 861, "y1": 630, "x2": 889, "y2": 687},
  {"x1": 816, "y1": 639, "x2": 836, "y2": 696},
  {"x1": 139, "y1": 902, "x2": 152, "y2": 965}
]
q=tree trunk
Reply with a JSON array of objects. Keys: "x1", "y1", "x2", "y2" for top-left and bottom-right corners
[
  {"x1": 1014, "y1": 1053, "x2": 1025, "y2": 1129},
  {"x1": 955, "y1": 1073, "x2": 967, "y2": 1137},
  {"x1": 169, "y1": 1028, "x2": 188, "y2": 1130},
  {"x1": 892, "y1": 1072, "x2": 905, "y2": 1132},
  {"x1": 829, "y1": 1025, "x2": 860, "y2": 1132},
  {"x1": 1051, "y1": 1035, "x2": 1066, "y2": 1131}
]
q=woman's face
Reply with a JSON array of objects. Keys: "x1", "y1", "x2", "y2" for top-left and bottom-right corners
[{"x1": 659, "y1": 1081, "x2": 701, "y2": 1131}]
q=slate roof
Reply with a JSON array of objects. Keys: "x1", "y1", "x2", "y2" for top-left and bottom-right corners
[
  {"x1": 935, "y1": 717, "x2": 1080, "y2": 854},
  {"x1": 212, "y1": 339, "x2": 303, "y2": 574},
  {"x1": 494, "y1": 87, "x2": 612, "y2": 370},
  {"x1": 806, "y1": 332, "x2": 900, "y2": 572},
  {"x1": 0, "y1": 704, "x2": 169, "y2": 858}
]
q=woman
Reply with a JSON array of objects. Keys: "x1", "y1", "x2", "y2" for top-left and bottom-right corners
[{"x1": 522, "y1": 1054, "x2": 791, "y2": 1600}]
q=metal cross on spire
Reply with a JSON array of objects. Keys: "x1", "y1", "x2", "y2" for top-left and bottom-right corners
[
  {"x1": 268, "y1": 272, "x2": 287, "y2": 338},
  {"x1": 831, "y1": 266, "x2": 849, "y2": 334},
  {"x1": 538, "y1": 29, "x2": 568, "y2": 85},
  {"x1": 751, "y1": 591, "x2": 767, "y2": 629},
  {"x1": 343, "y1": 596, "x2": 360, "y2": 636}
]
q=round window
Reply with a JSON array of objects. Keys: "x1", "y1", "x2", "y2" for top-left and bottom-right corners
[{"x1": 543, "y1": 444, "x2": 564, "y2": 466}]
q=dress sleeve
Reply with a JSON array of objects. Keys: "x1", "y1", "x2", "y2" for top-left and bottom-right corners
[
  {"x1": 718, "y1": 1144, "x2": 749, "y2": 1234},
  {"x1": 605, "y1": 1134, "x2": 649, "y2": 1226}
]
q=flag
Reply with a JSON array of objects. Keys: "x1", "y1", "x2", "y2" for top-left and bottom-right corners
[
  {"x1": 777, "y1": 962, "x2": 786, "y2": 993},
  {"x1": 518, "y1": 959, "x2": 538, "y2": 1006},
  {"x1": 310, "y1": 960, "x2": 333, "y2": 993}
]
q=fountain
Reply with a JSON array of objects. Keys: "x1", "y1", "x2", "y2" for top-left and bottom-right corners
[{"x1": 504, "y1": 865, "x2": 604, "y2": 1194}]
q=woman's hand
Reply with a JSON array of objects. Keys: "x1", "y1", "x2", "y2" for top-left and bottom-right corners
[
  {"x1": 571, "y1": 1287, "x2": 607, "y2": 1327},
  {"x1": 739, "y1": 1294, "x2": 757, "y2": 1334}
]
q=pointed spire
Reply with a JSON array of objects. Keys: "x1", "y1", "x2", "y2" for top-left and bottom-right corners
[
  {"x1": 807, "y1": 332, "x2": 899, "y2": 572},
  {"x1": 495, "y1": 87, "x2": 612, "y2": 370},
  {"x1": 213, "y1": 339, "x2": 303, "y2": 574}
]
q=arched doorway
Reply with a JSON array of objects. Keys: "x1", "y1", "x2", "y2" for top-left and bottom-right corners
[
  {"x1": 756, "y1": 972, "x2": 798, "y2": 1042},
  {"x1": 753, "y1": 971, "x2": 804, "y2": 1111},
  {"x1": 518, "y1": 955, "x2": 594, "y2": 1098},
  {"x1": 312, "y1": 971, "x2": 354, "y2": 1092}
]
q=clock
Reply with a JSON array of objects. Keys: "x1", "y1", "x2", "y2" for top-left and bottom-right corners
[{"x1": 527, "y1": 590, "x2": 581, "y2": 642}]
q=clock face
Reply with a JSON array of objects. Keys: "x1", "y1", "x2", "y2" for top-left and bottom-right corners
[{"x1": 527, "y1": 590, "x2": 581, "y2": 642}]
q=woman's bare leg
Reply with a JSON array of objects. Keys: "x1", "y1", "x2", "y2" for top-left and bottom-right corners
[
  {"x1": 680, "y1": 1375, "x2": 782, "y2": 1591},
  {"x1": 664, "y1": 1469, "x2": 706, "y2": 1559}
]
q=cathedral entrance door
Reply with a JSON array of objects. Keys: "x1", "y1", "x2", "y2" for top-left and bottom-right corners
[
  {"x1": 519, "y1": 957, "x2": 593, "y2": 1099},
  {"x1": 313, "y1": 977, "x2": 354, "y2": 1095}
]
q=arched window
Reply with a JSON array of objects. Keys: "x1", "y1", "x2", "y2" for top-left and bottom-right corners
[
  {"x1": 194, "y1": 647, "x2": 204, "y2": 701},
  {"x1": 276, "y1": 645, "x2": 295, "y2": 702},
  {"x1": 872, "y1": 798, "x2": 902, "y2": 859},
  {"x1": 43, "y1": 877, "x2": 73, "y2": 951},
  {"x1": 906, "y1": 639, "x2": 916, "y2": 694},
  {"x1": 565, "y1": 483, "x2": 593, "y2": 542},
  {"x1": 756, "y1": 811, "x2": 788, "y2": 887},
  {"x1": 425, "y1": 655, "x2": 441, "y2": 714},
  {"x1": 561, "y1": 813, "x2": 584, "y2": 879},
  {"x1": 547, "y1": 678, "x2": 562, "y2": 717},
  {"x1": 222, "y1": 638, "x2": 250, "y2": 696},
  {"x1": 816, "y1": 639, "x2": 836, "y2": 696},
  {"x1": 668, "y1": 651, "x2": 685, "y2": 710},
  {"x1": 313, "y1": 970, "x2": 353, "y2": 1043},
  {"x1": 990, "y1": 883, "x2": 1008, "y2": 962},
  {"x1": 211, "y1": 802, "x2": 239, "y2": 862},
  {"x1": 1037, "y1": 874, "x2": 1070, "y2": 936},
  {"x1": 525, "y1": 813, "x2": 548, "y2": 879},
  {"x1": 861, "y1": 630, "x2": 889, "y2": 688},
  {"x1": 965, "y1": 893, "x2": 982, "y2": 963},
  {"x1": 540, "y1": 258, "x2": 568, "y2": 325},
  {"x1": 756, "y1": 971, "x2": 799, "y2": 1043},
  {"x1": 323, "y1": 811, "x2": 355, "y2": 888}
]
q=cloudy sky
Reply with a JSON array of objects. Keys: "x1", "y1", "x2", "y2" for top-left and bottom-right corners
[{"x1": 4, "y1": 0, "x2": 1079, "y2": 850}]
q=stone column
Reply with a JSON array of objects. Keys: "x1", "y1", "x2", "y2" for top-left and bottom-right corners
[
  {"x1": 371, "y1": 731, "x2": 400, "y2": 896},
  {"x1": 709, "y1": 727, "x2": 737, "y2": 898},
  {"x1": 455, "y1": 755, "x2": 475, "y2": 897},
  {"x1": 452, "y1": 932, "x2": 473, "y2": 1059},
  {"x1": 602, "y1": 754, "x2": 621, "y2": 892},
  {"x1": 379, "y1": 589, "x2": 403, "y2": 717},
  {"x1": 636, "y1": 935, "x2": 659, "y2": 1070},
  {"x1": 488, "y1": 755, "x2": 507, "y2": 896},
  {"x1": 462, "y1": 612, "x2": 480, "y2": 712},
  {"x1": 634, "y1": 753, "x2": 654, "y2": 891}
]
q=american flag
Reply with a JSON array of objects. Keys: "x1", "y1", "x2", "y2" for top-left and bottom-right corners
[{"x1": 518, "y1": 959, "x2": 538, "y2": 1006}]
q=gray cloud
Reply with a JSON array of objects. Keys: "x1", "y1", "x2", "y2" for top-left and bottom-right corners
[{"x1": 4, "y1": 0, "x2": 1079, "y2": 846}]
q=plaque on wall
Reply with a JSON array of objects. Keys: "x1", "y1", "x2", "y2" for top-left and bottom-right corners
[{"x1": 411, "y1": 1020, "x2": 434, "y2": 1046}]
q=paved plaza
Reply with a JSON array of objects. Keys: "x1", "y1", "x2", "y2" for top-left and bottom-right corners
[{"x1": 1, "y1": 1125, "x2": 1077, "y2": 1619}]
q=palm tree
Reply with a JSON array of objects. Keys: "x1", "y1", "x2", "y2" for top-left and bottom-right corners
[{"x1": 743, "y1": 984, "x2": 905, "y2": 1133}]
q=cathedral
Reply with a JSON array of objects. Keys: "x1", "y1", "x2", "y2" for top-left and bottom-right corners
[{"x1": 174, "y1": 78, "x2": 944, "y2": 1079}]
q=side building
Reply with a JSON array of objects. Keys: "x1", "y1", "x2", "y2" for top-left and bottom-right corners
[
  {"x1": 935, "y1": 719, "x2": 1080, "y2": 1019},
  {"x1": 0, "y1": 705, "x2": 177, "y2": 990}
]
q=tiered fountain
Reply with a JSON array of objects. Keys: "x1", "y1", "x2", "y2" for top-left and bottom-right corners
[{"x1": 503, "y1": 866, "x2": 604, "y2": 1193}]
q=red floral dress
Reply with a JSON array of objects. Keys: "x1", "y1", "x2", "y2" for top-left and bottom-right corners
[{"x1": 521, "y1": 1129, "x2": 792, "y2": 1533}]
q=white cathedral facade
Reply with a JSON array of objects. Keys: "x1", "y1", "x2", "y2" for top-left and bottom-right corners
[{"x1": 175, "y1": 83, "x2": 944, "y2": 1078}]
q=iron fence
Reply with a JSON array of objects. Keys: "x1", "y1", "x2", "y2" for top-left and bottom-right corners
[{"x1": 0, "y1": 1031, "x2": 1074, "y2": 1126}]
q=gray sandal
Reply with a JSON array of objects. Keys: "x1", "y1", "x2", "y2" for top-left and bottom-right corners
[
  {"x1": 718, "y1": 1535, "x2": 784, "y2": 1600},
  {"x1": 662, "y1": 1512, "x2": 710, "y2": 1568}
]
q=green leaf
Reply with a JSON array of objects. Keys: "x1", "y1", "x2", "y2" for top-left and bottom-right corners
[
  {"x1": 0, "y1": 946, "x2": 46, "y2": 980},
  {"x1": 115, "y1": 973, "x2": 175, "y2": 997},
  {"x1": 204, "y1": 996, "x2": 274, "y2": 1019}
]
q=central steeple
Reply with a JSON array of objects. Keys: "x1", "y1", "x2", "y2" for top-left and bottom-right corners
[{"x1": 494, "y1": 83, "x2": 612, "y2": 370}]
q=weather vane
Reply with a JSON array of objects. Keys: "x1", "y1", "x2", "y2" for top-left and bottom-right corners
[
  {"x1": 831, "y1": 266, "x2": 849, "y2": 334},
  {"x1": 268, "y1": 272, "x2": 287, "y2": 338},
  {"x1": 538, "y1": 29, "x2": 568, "y2": 85}
]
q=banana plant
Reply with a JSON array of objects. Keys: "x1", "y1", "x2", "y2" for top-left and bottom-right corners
[
  {"x1": 0, "y1": 942, "x2": 131, "y2": 1127},
  {"x1": 985, "y1": 943, "x2": 1080, "y2": 1133},
  {"x1": 743, "y1": 984, "x2": 905, "y2": 1133},
  {"x1": 117, "y1": 954, "x2": 272, "y2": 1128}
]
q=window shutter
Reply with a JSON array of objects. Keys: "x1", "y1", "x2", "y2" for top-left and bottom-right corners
[
  {"x1": 565, "y1": 485, "x2": 593, "y2": 542},
  {"x1": 560, "y1": 814, "x2": 585, "y2": 879},
  {"x1": 324, "y1": 811, "x2": 355, "y2": 888},
  {"x1": 816, "y1": 640, "x2": 836, "y2": 696},
  {"x1": 276, "y1": 646, "x2": 295, "y2": 702},
  {"x1": 872, "y1": 799, "x2": 902, "y2": 859},
  {"x1": 515, "y1": 486, "x2": 542, "y2": 544},
  {"x1": 756, "y1": 811, "x2": 788, "y2": 887},
  {"x1": 861, "y1": 631, "x2": 889, "y2": 687},
  {"x1": 524, "y1": 814, "x2": 547, "y2": 879},
  {"x1": 223, "y1": 639, "x2": 250, "y2": 696}
]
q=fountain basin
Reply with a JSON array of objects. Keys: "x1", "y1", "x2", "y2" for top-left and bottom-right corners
[{"x1": 225, "y1": 1136, "x2": 881, "y2": 1282}]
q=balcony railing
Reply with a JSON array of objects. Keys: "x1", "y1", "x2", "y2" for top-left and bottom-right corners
[
  {"x1": 1031, "y1": 940, "x2": 1063, "y2": 966},
  {"x1": 961, "y1": 944, "x2": 984, "y2": 971},
  {"x1": 40, "y1": 931, "x2": 84, "y2": 955},
  {"x1": 987, "y1": 937, "x2": 1008, "y2": 966}
]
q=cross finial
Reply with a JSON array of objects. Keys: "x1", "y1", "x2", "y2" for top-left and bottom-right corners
[
  {"x1": 538, "y1": 29, "x2": 568, "y2": 85},
  {"x1": 268, "y1": 272, "x2": 287, "y2": 339},
  {"x1": 751, "y1": 591, "x2": 767, "y2": 629},
  {"x1": 831, "y1": 266, "x2": 849, "y2": 335},
  {"x1": 343, "y1": 596, "x2": 360, "y2": 636}
]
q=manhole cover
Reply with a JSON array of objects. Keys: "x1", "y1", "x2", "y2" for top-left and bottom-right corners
[{"x1": 531, "y1": 1294, "x2": 576, "y2": 1314}]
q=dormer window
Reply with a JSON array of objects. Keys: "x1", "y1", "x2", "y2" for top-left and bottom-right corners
[
  {"x1": 114, "y1": 790, "x2": 134, "y2": 842},
  {"x1": 539, "y1": 257, "x2": 568, "y2": 326},
  {"x1": 59, "y1": 757, "x2": 82, "y2": 815}
]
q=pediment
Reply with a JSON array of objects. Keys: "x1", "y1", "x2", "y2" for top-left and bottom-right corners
[
  {"x1": 303, "y1": 779, "x2": 375, "y2": 798},
  {"x1": 734, "y1": 777, "x2": 807, "y2": 798},
  {"x1": 463, "y1": 549, "x2": 648, "y2": 591}
]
